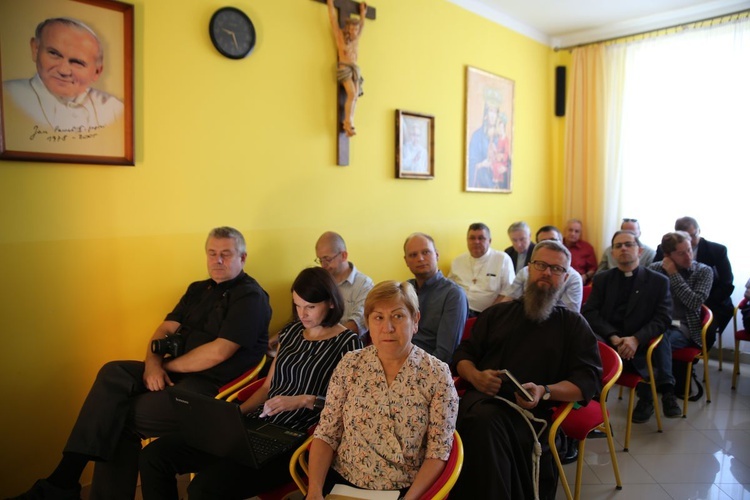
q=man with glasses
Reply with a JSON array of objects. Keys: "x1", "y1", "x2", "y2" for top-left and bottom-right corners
[
  {"x1": 502, "y1": 225, "x2": 583, "y2": 311},
  {"x1": 404, "y1": 232, "x2": 468, "y2": 363},
  {"x1": 655, "y1": 217, "x2": 734, "y2": 349},
  {"x1": 452, "y1": 240, "x2": 602, "y2": 499},
  {"x1": 582, "y1": 230, "x2": 680, "y2": 422},
  {"x1": 597, "y1": 218, "x2": 656, "y2": 274},
  {"x1": 315, "y1": 231, "x2": 373, "y2": 337},
  {"x1": 449, "y1": 222, "x2": 515, "y2": 317}
]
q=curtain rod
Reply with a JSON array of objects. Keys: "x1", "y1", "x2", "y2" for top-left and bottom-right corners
[{"x1": 554, "y1": 9, "x2": 750, "y2": 52}]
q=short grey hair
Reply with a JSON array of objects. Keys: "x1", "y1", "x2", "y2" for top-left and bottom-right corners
[
  {"x1": 207, "y1": 227, "x2": 246, "y2": 255},
  {"x1": 530, "y1": 240, "x2": 571, "y2": 268},
  {"x1": 675, "y1": 216, "x2": 699, "y2": 232},
  {"x1": 507, "y1": 221, "x2": 530, "y2": 235}
]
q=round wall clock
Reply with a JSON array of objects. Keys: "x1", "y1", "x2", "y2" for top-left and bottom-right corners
[{"x1": 209, "y1": 7, "x2": 256, "y2": 59}]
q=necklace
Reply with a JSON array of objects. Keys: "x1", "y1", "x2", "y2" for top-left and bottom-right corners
[{"x1": 471, "y1": 256, "x2": 486, "y2": 284}]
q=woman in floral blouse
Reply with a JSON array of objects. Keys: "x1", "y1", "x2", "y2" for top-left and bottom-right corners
[{"x1": 306, "y1": 280, "x2": 459, "y2": 500}]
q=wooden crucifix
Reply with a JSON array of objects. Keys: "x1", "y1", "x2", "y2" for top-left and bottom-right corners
[{"x1": 314, "y1": 0, "x2": 376, "y2": 166}]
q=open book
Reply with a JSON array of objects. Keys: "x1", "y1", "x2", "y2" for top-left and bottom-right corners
[
  {"x1": 326, "y1": 484, "x2": 400, "y2": 499},
  {"x1": 498, "y1": 369, "x2": 534, "y2": 402}
]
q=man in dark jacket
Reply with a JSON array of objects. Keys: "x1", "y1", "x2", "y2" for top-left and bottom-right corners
[
  {"x1": 583, "y1": 230, "x2": 679, "y2": 423},
  {"x1": 655, "y1": 216, "x2": 734, "y2": 349}
]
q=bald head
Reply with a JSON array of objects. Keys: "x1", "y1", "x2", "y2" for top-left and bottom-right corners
[{"x1": 315, "y1": 231, "x2": 349, "y2": 278}]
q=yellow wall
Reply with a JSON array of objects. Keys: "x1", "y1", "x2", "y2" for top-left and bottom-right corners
[{"x1": 0, "y1": 0, "x2": 561, "y2": 492}]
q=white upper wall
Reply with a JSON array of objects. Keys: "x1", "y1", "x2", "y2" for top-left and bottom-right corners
[{"x1": 446, "y1": 0, "x2": 750, "y2": 48}]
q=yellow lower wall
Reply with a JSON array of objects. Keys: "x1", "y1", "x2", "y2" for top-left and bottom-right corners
[{"x1": 0, "y1": 0, "x2": 562, "y2": 492}]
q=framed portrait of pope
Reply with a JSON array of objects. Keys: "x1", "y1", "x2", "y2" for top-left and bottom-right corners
[{"x1": 0, "y1": 0, "x2": 134, "y2": 165}]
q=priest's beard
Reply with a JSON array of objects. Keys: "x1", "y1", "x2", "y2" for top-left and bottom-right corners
[{"x1": 524, "y1": 279, "x2": 563, "y2": 322}]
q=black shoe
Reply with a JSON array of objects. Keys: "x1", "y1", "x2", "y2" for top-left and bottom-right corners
[
  {"x1": 662, "y1": 393, "x2": 682, "y2": 418},
  {"x1": 588, "y1": 429, "x2": 609, "y2": 439},
  {"x1": 560, "y1": 445, "x2": 578, "y2": 465},
  {"x1": 632, "y1": 399, "x2": 654, "y2": 423},
  {"x1": 6, "y1": 479, "x2": 81, "y2": 500},
  {"x1": 561, "y1": 439, "x2": 579, "y2": 464}
]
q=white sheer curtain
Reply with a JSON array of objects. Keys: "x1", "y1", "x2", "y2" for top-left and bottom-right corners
[{"x1": 603, "y1": 17, "x2": 750, "y2": 315}]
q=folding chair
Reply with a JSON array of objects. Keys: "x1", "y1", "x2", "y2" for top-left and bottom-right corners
[
  {"x1": 549, "y1": 341, "x2": 623, "y2": 500},
  {"x1": 215, "y1": 354, "x2": 267, "y2": 401},
  {"x1": 290, "y1": 431, "x2": 464, "y2": 499},
  {"x1": 615, "y1": 334, "x2": 664, "y2": 451},
  {"x1": 731, "y1": 298, "x2": 749, "y2": 390},
  {"x1": 672, "y1": 305, "x2": 713, "y2": 417}
]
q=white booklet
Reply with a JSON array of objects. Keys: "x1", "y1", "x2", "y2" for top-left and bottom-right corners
[{"x1": 326, "y1": 484, "x2": 401, "y2": 499}]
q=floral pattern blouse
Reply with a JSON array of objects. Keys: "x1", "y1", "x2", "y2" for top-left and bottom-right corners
[{"x1": 314, "y1": 345, "x2": 458, "y2": 490}]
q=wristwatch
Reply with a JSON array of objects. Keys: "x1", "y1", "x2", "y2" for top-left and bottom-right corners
[
  {"x1": 542, "y1": 385, "x2": 552, "y2": 400},
  {"x1": 313, "y1": 396, "x2": 326, "y2": 411}
]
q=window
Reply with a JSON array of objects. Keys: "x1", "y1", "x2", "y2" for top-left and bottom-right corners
[{"x1": 611, "y1": 18, "x2": 750, "y2": 311}]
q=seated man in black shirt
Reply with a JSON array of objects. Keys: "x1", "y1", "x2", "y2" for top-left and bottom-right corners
[{"x1": 10, "y1": 226, "x2": 271, "y2": 500}]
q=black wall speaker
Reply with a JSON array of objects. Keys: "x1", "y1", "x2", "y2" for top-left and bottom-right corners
[{"x1": 555, "y1": 66, "x2": 566, "y2": 117}]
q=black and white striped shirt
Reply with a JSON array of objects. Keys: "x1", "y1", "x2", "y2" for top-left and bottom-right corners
[{"x1": 251, "y1": 321, "x2": 362, "y2": 430}]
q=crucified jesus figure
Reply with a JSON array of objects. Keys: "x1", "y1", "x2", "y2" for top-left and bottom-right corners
[{"x1": 327, "y1": 0, "x2": 367, "y2": 137}]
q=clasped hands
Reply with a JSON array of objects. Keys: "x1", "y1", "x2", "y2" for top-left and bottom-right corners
[{"x1": 610, "y1": 334, "x2": 639, "y2": 360}]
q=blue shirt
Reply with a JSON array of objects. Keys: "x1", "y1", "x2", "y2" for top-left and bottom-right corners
[{"x1": 409, "y1": 271, "x2": 468, "y2": 363}]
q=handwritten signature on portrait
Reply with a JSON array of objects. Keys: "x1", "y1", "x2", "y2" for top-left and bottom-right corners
[{"x1": 29, "y1": 124, "x2": 106, "y2": 142}]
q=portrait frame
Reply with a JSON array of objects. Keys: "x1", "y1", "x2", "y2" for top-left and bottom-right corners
[
  {"x1": 465, "y1": 66, "x2": 514, "y2": 193},
  {"x1": 0, "y1": 0, "x2": 134, "y2": 165},
  {"x1": 396, "y1": 109, "x2": 434, "y2": 180}
]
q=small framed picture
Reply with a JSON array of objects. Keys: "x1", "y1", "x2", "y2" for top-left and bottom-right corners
[{"x1": 396, "y1": 109, "x2": 434, "y2": 179}]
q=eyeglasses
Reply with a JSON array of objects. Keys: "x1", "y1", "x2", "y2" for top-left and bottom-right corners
[
  {"x1": 613, "y1": 241, "x2": 638, "y2": 249},
  {"x1": 314, "y1": 252, "x2": 341, "y2": 265},
  {"x1": 622, "y1": 218, "x2": 638, "y2": 223},
  {"x1": 530, "y1": 260, "x2": 567, "y2": 276}
]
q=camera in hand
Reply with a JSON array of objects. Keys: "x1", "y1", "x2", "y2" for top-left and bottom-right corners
[{"x1": 151, "y1": 331, "x2": 185, "y2": 358}]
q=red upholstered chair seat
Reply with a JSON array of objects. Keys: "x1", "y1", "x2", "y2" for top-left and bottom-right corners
[{"x1": 732, "y1": 298, "x2": 750, "y2": 390}]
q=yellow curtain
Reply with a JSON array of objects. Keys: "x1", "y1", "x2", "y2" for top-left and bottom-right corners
[
  {"x1": 562, "y1": 12, "x2": 749, "y2": 254},
  {"x1": 563, "y1": 44, "x2": 606, "y2": 254}
]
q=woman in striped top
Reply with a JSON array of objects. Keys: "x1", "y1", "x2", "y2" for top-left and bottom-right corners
[{"x1": 139, "y1": 267, "x2": 362, "y2": 500}]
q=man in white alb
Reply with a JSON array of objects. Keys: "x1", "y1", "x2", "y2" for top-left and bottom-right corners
[{"x1": 449, "y1": 222, "x2": 515, "y2": 317}]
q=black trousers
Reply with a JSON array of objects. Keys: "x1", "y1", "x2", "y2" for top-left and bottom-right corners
[
  {"x1": 139, "y1": 433, "x2": 295, "y2": 500},
  {"x1": 63, "y1": 360, "x2": 218, "y2": 500},
  {"x1": 452, "y1": 395, "x2": 558, "y2": 500}
]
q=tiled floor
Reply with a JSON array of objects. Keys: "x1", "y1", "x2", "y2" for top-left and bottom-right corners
[{"x1": 556, "y1": 358, "x2": 750, "y2": 500}]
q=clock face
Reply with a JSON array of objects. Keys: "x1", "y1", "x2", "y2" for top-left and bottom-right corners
[{"x1": 209, "y1": 7, "x2": 256, "y2": 59}]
